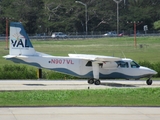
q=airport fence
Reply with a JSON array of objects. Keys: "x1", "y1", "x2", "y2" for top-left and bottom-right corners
[{"x1": 0, "y1": 30, "x2": 160, "y2": 41}]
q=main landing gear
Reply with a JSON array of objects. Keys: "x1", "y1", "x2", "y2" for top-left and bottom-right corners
[
  {"x1": 88, "y1": 78, "x2": 101, "y2": 85},
  {"x1": 146, "y1": 79, "x2": 152, "y2": 85}
]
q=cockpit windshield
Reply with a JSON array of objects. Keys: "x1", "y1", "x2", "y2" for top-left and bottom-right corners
[{"x1": 130, "y1": 61, "x2": 140, "y2": 68}]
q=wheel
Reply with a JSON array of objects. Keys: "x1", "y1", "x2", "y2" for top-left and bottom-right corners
[
  {"x1": 88, "y1": 79, "x2": 94, "y2": 84},
  {"x1": 94, "y1": 80, "x2": 101, "y2": 85},
  {"x1": 146, "y1": 79, "x2": 152, "y2": 85}
]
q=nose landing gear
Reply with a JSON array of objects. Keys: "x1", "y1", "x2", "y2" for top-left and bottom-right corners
[{"x1": 146, "y1": 79, "x2": 152, "y2": 85}]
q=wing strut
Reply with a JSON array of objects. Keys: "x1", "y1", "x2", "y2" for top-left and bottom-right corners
[{"x1": 92, "y1": 62, "x2": 99, "y2": 80}]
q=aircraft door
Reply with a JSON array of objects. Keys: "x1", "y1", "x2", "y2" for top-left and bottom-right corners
[{"x1": 79, "y1": 60, "x2": 92, "y2": 77}]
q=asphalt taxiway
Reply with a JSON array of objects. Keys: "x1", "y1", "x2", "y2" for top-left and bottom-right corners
[{"x1": 0, "y1": 80, "x2": 160, "y2": 91}]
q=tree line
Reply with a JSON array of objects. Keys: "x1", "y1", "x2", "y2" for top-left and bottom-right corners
[{"x1": 0, "y1": 0, "x2": 160, "y2": 35}]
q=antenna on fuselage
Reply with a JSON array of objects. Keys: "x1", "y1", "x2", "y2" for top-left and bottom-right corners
[
  {"x1": 121, "y1": 51, "x2": 126, "y2": 58},
  {"x1": 74, "y1": 50, "x2": 77, "y2": 54}
]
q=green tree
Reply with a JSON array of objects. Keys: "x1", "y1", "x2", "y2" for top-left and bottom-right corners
[
  {"x1": 154, "y1": 20, "x2": 160, "y2": 30},
  {"x1": 0, "y1": 0, "x2": 44, "y2": 34},
  {"x1": 0, "y1": 0, "x2": 160, "y2": 34}
]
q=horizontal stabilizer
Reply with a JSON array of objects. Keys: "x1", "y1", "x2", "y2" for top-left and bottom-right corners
[{"x1": 3, "y1": 55, "x2": 28, "y2": 59}]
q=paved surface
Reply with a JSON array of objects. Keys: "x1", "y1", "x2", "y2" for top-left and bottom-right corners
[
  {"x1": 0, "y1": 80, "x2": 160, "y2": 120},
  {"x1": 0, "y1": 107, "x2": 160, "y2": 120},
  {"x1": 0, "y1": 80, "x2": 160, "y2": 91}
]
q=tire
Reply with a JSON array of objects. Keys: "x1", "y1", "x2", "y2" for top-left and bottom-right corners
[
  {"x1": 88, "y1": 79, "x2": 94, "y2": 84},
  {"x1": 146, "y1": 79, "x2": 152, "y2": 85},
  {"x1": 94, "y1": 80, "x2": 101, "y2": 85}
]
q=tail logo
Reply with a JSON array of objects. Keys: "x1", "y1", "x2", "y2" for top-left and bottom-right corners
[
  {"x1": 11, "y1": 32, "x2": 30, "y2": 48},
  {"x1": 11, "y1": 39, "x2": 29, "y2": 48}
]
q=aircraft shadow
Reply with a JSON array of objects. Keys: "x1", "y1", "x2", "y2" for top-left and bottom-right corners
[
  {"x1": 101, "y1": 82, "x2": 137, "y2": 87},
  {"x1": 23, "y1": 84, "x2": 46, "y2": 86}
]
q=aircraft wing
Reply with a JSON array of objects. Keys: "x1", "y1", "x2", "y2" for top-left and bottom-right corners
[{"x1": 68, "y1": 54, "x2": 121, "y2": 62}]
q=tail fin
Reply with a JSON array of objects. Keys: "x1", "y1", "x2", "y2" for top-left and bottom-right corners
[{"x1": 9, "y1": 22, "x2": 36, "y2": 56}]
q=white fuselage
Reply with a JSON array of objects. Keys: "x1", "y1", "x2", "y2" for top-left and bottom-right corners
[{"x1": 8, "y1": 56, "x2": 157, "y2": 79}]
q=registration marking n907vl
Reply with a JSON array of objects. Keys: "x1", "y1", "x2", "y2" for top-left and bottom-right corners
[{"x1": 49, "y1": 59, "x2": 74, "y2": 64}]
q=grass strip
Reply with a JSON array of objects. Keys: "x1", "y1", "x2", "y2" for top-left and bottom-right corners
[{"x1": 0, "y1": 88, "x2": 160, "y2": 107}]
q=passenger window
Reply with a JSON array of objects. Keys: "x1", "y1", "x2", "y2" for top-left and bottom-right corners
[
  {"x1": 130, "y1": 61, "x2": 140, "y2": 68},
  {"x1": 86, "y1": 61, "x2": 92, "y2": 66},
  {"x1": 119, "y1": 62, "x2": 129, "y2": 68}
]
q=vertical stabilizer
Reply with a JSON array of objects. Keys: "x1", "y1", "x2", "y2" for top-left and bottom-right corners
[{"x1": 9, "y1": 22, "x2": 36, "y2": 56}]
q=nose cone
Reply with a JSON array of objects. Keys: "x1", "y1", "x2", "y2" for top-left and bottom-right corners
[
  {"x1": 141, "y1": 66, "x2": 157, "y2": 75},
  {"x1": 151, "y1": 69, "x2": 157, "y2": 75},
  {"x1": 152, "y1": 70, "x2": 157, "y2": 75}
]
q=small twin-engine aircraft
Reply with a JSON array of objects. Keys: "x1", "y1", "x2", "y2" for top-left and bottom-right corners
[{"x1": 3, "y1": 22, "x2": 157, "y2": 85}]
